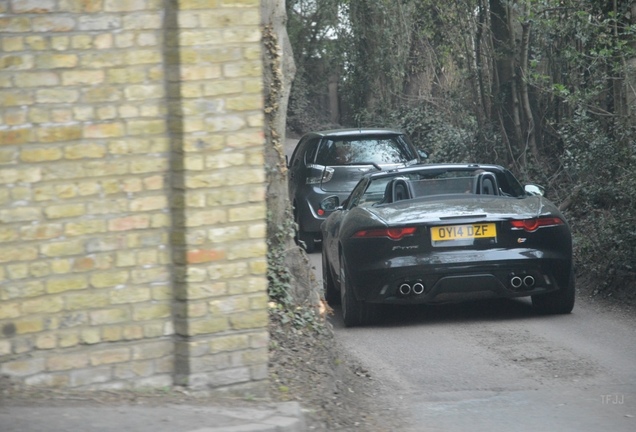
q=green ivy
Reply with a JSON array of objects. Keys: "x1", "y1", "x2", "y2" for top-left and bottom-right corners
[
  {"x1": 561, "y1": 111, "x2": 636, "y2": 284},
  {"x1": 266, "y1": 209, "x2": 326, "y2": 332}
]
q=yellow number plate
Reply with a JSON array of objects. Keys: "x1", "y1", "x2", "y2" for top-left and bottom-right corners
[{"x1": 431, "y1": 223, "x2": 497, "y2": 242}]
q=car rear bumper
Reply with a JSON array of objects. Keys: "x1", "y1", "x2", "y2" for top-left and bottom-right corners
[
  {"x1": 344, "y1": 248, "x2": 572, "y2": 304},
  {"x1": 295, "y1": 187, "x2": 349, "y2": 233}
]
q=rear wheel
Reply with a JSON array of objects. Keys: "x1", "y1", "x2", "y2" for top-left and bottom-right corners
[
  {"x1": 298, "y1": 230, "x2": 315, "y2": 253},
  {"x1": 532, "y1": 269, "x2": 575, "y2": 314},
  {"x1": 340, "y1": 255, "x2": 379, "y2": 327},
  {"x1": 322, "y1": 247, "x2": 339, "y2": 305},
  {"x1": 294, "y1": 209, "x2": 315, "y2": 253}
]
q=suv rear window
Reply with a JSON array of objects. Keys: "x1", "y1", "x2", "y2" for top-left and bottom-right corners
[{"x1": 315, "y1": 136, "x2": 414, "y2": 166}]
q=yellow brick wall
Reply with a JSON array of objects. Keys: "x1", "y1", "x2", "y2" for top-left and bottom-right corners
[{"x1": 0, "y1": 0, "x2": 268, "y2": 395}]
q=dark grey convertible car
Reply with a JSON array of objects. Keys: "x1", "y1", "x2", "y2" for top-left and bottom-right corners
[{"x1": 320, "y1": 163, "x2": 575, "y2": 327}]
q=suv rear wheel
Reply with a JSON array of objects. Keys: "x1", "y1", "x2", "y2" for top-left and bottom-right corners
[{"x1": 294, "y1": 209, "x2": 315, "y2": 253}]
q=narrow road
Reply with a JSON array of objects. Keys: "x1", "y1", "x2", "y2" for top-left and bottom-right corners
[{"x1": 307, "y1": 248, "x2": 636, "y2": 432}]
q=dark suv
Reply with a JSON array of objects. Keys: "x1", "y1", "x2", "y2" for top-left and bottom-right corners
[{"x1": 288, "y1": 128, "x2": 424, "y2": 252}]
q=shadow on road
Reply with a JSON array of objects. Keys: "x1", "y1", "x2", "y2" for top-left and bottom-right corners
[{"x1": 329, "y1": 298, "x2": 544, "y2": 330}]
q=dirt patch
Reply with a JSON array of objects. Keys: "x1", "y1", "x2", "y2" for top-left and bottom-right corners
[
  {"x1": 576, "y1": 270, "x2": 636, "y2": 316},
  {"x1": 267, "y1": 311, "x2": 412, "y2": 431}
]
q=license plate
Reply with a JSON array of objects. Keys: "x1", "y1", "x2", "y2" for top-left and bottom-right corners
[{"x1": 431, "y1": 223, "x2": 497, "y2": 242}]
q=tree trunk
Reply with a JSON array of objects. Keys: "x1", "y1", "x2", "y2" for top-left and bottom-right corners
[
  {"x1": 261, "y1": 0, "x2": 295, "y2": 248},
  {"x1": 489, "y1": 0, "x2": 518, "y2": 170},
  {"x1": 261, "y1": 0, "x2": 318, "y2": 306},
  {"x1": 328, "y1": 74, "x2": 339, "y2": 124},
  {"x1": 475, "y1": 0, "x2": 491, "y2": 122},
  {"x1": 626, "y1": 1, "x2": 636, "y2": 122},
  {"x1": 506, "y1": 4, "x2": 525, "y2": 174},
  {"x1": 519, "y1": 20, "x2": 540, "y2": 167}
]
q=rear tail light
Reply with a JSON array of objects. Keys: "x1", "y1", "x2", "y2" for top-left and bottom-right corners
[
  {"x1": 510, "y1": 217, "x2": 564, "y2": 232},
  {"x1": 306, "y1": 164, "x2": 334, "y2": 184},
  {"x1": 352, "y1": 227, "x2": 417, "y2": 240}
]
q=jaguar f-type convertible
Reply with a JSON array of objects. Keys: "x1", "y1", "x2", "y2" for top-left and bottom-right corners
[{"x1": 320, "y1": 164, "x2": 575, "y2": 327}]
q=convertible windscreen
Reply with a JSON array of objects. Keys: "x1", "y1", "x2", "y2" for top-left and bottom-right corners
[{"x1": 356, "y1": 169, "x2": 524, "y2": 207}]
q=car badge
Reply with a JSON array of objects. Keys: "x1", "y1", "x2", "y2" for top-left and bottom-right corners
[{"x1": 517, "y1": 238, "x2": 527, "y2": 243}]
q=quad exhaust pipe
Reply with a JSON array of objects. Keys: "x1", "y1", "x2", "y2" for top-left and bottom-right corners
[
  {"x1": 523, "y1": 275, "x2": 535, "y2": 288},
  {"x1": 398, "y1": 281, "x2": 426, "y2": 296},
  {"x1": 399, "y1": 283, "x2": 411, "y2": 296},
  {"x1": 412, "y1": 282, "x2": 425, "y2": 295},
  {"x1": 400, "y1": 274, "x2": 536, "y2": 295},
  {"x1": 510, "y1": 274, "x2": 535, "y2": 289}
]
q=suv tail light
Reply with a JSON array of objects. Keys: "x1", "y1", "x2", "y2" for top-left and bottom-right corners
[{"x1": 306, "y1": 164, "x2": 334, "y2": 184}]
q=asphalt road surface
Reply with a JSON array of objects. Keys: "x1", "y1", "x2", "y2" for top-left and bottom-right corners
[{"x1": 306, "y1": 247, "x2": 636, "y2": 432}]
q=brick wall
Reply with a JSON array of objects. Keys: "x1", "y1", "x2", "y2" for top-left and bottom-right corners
[{"x1": 0, "y1": 0, "x2": 268, "y2": 396}]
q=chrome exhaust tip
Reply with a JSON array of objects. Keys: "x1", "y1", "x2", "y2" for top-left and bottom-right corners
[
  {"x1": 523, "y1": 275, "x2": 535, "y2": 288},
  {"x1": 412, "y1": 282, "x2": 425, "y2": 295},
  {"x1": 510, "y1": 276, "x2": 523, "y2": 289},
  {"x1": 399, "y1": 283, "x2": 412, "y2": 296}
]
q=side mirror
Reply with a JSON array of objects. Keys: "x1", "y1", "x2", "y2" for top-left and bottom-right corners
[
  {"x1": 418, "y1": 149, "x2": 429, "y2": 160},
  {"x1": 524, "y1": 184, "x2": 545, "y2": 197},
  {"x1": 320, "y1": 195, "x2": 340, "y2": 212},
  {"x1": 285, "y1": 155, "x2": 289, "y2": 168}
]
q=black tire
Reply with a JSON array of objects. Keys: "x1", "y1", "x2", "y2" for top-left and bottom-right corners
[
  {"x1": 532, "y1": 269, "x2": 575, "y2": 314},
  {"x1": 340, "y1": 255, "x2": 379, "y2": 327},
  {"x1": 298, "y1": 229, "x2": 316, "y2": 253},
  {"x1": 322, "y1": 246, "x2": 340, "y2": 305},
  {"x1": 294, "y1": 209, "x2": 316, "y2": 253}
]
